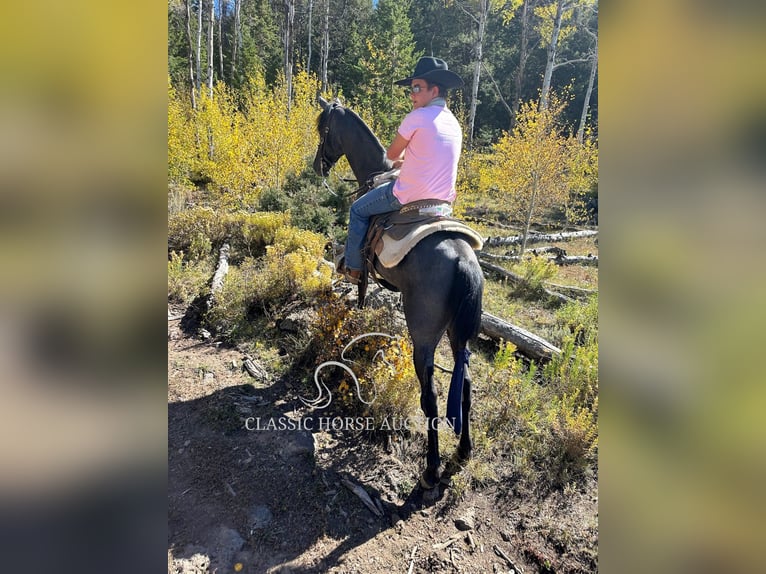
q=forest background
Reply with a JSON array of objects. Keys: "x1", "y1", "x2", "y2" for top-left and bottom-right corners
[{"x1": 167, "y1": 0, "x2": 598, "y2": 218}]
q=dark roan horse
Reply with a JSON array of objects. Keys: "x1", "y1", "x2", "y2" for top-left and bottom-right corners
[{"x1": 313, "y1": 97, "x2": 484, "y2": 489}]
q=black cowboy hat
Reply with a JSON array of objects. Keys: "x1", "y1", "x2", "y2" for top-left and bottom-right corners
[{"x1": 394, "y1": 57, "x2": 464, "y2": 90}]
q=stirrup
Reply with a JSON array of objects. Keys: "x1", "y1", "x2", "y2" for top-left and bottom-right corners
[
  {"x1": 343, "y1": 269, "x2": 361, "y2": 285},
  {"x1": 334, "y1": 252, "x2": 361, "y2": 285}
]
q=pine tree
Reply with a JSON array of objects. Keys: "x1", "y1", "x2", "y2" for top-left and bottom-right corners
[{"x1": 355, "y1": 0, "x2": 420, "y2": 142}]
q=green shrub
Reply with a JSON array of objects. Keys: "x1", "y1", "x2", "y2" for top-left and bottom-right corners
[
  {"x1": 259, "y1": 167, "x2": 353, "y2": 238},
  {"x1": 543, "y1": 393, "x2": 598, "y2": 487},
  {"x1": 257, "y1": 186, "x2": 291, "y2": 212},
  {"x1": 546, "y1": 295, "x2": 598, "y2": 404},
  {"x1": 167, "y1": 251, "x2": 213, "y2": 304},
  {"x1": 556, "y1": 294, "x2": 598, "y2": 345},
  {"x1": 205, "y1": 262, "x2": 260, "y2": 340},
  {"x1": 168, "y1": 183, "x2": 192, "y2": 216},
  {"x1": 511, "y1": 257, "x2": 558, "y2": 299},
  {"x1": 543, "y1": 336, "x2": 598, "y2": 407},
  {"x1": 168, "y1": 207, "x2": 290, "y2": 261},
  {"x1": 475, "y1": 337, "x2": 598, "y2": 490},
  {"x1": 204, "y1": 226, "x2": 333, "y2": 340}
]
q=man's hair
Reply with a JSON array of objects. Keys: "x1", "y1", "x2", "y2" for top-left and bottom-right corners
[{"x1": 426, "y1": 82, "x2": 447, "y2": 97}]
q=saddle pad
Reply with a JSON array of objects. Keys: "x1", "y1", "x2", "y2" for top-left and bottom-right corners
[{"x1": 377, "y1": 220, "x2": 484, "y2": 268}]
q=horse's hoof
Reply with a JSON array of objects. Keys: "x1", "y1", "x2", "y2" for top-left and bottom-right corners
[
  {"x1": 444, "y1": 451, "x2": 471, "y2": 476},
  {"x1": 456, "y1": 446, "x2": 472, "y2": 463},
  {"x1": 423, "y1": 485, "x2": 440, "y2": 503}
]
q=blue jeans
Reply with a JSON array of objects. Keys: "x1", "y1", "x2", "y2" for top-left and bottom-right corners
[{"x1": 344, "y1": 181, "x2": 402, "y2": 272}]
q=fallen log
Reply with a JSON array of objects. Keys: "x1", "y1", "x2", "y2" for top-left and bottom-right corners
[
  {"x1": 479, "y1": 250, "x2": 597, "y2": 268},
  {"x1": 529, "y1": 245, "x2": 568, "y2": 257},
  {"x1": 478, "y1": 260, "x2": 574, "y2": 305},
  {"x1": 407, "y1": 546, "x2": 418, "y2": 574},
  {"x1": 478, "y1": 252, "x2": 522, "y2": 263},
  {"x1": 204, "y1": 243, "x2": 230, "y2": 316},
  {"x1": 210, "y1": 243, "x2": 230, "y2": 294},
  {"x1": 479, "y1": 246, "x2": 567, "y2": 260},
  {"x1": 480, "y1": 312, "x2": 561, "y2": 361},
  {"x1": 552, "y1": 254, "x2": 598, "y2": 267},
  {"x1": 544, "y1": 282, "x2": 597, "y2": 299},
  {"x1": 484, "y1": 229, "x2": 597, "y2": 247},
  {"x1": 242, "y1": 356, "x2": 269, "y2": 381},
  {"x1": 478, "y1": 259, "x2": 524, "y2": 284}
]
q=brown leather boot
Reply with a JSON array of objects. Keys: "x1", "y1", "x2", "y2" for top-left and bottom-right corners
[{"x1": 343, "y1": 269, "x2": 361, "y2": 285}]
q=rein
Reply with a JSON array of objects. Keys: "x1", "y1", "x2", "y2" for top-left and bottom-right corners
[
  {"x1": 321, "y1": 177, "x2": 366, "y2": 199},
  {"x1": 322, "y1": 173, "x2": 385, "y2": 199}
]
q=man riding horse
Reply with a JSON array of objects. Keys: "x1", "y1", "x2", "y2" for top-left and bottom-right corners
[
  {"x1": 314, "y1": 58, "x2": 483, "y2": 491},
  {"x1": 338, "y1": 57, "x2": 465, "y2": 284}
]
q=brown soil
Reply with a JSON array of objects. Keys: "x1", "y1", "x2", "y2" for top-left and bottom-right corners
[{"x1": 168, "y1": 306, "x2": 598, "y2": 574}]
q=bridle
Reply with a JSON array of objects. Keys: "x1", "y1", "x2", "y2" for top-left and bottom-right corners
[{"x1": 316, "y1": 103, "x2": 340, "y2": 177}]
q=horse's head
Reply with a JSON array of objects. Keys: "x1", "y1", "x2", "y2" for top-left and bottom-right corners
[
  {"x1": 313, "y1": 96, "x2": 391, "y2": 185},
  {"x1": 313, "y1": 96, "x2": 344, "y2": 177}
]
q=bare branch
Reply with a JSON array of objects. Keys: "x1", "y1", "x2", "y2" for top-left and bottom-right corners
[
  {"x1": 453, "y1": 0, "x2": 481, "y2": 25},
  {"x1": 552, "y1": 56, "x2": 593, "y2": 71},
  {"x1": 481, "y1": 61, "x2": 513, "y2": 117}
]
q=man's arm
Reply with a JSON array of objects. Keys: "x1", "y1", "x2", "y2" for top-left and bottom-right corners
[{"x1": 386, "y1": 133, "x2": 409, "y2": 169}]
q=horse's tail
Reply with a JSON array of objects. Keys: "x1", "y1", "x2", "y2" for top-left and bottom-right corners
[
  {"x1": 446, "y1": 251, "x2": 483, "y2": 435},
  {"x1": 450, "y1": 253, "x2": 484, "y2": 346}
]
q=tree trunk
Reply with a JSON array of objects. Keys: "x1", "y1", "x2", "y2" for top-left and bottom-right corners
[
  {"x1": 284, "y1": 0, "x2": 295, "y2": 110},
  {"x1": 196, "y1": 0, "x2": 202, "y2": 93},
  {"x1": 185, "y1": 0, "x2": 197, "y2": 109},
  {"x1": 484, "y1": 229, "x2": 598, "y2": 247},
  {"x1": 480, "y1": 312, "x2": 561, "y2": 361},
  {"x1": 540, "y1": 0, "x2": 565, "y2": 110},
  {"x1": 511, "y1": 0, "x2": 534, "y2": 128},
  {"x1": 218, "y1": 1, "x2": 224, "y2": 81},
  {"x1": 307, "y1": 0, "x2": 313, "y2": 75},
  {"x1": 208, "y1": 0, "x2": 215, "y2": 98},
  {"x1": 320, "y1": 0, "x2": 329, "y2": 92},
  {"x1": 519, "y1": 173, "x2": 538, "y2": 258},
  {"x1": 577, "y1": 51, "x2": 597, "y2": 143},
  {"x1": 467, "y1": 0, "x2": 489, "y2": 147},
  {"x1": 232, "y1": 0, "x2": 241, "y2": 81}
]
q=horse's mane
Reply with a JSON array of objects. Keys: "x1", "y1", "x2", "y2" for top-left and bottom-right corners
[
  {"x1": 317, "y1": 104, "x2": 386, "y2": 153},
  {"x1": 344, "y1": 107, "x2": 386, "y2": 151}
]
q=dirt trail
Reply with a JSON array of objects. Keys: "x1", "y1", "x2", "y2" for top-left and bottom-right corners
[{"x1": 168, "y1": 312, "x2": 597, "y2": 574}]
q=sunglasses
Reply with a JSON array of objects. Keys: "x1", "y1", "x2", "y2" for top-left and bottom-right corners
[{"x1": 408, "y1": 84, "x2": 428, "y2": 94}]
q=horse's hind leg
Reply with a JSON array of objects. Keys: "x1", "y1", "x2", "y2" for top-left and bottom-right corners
[
  {"x1": 413, "y1": 341, "x2": 441, "y2": 489},
  {"x1": 448, "y1": 330, "x2": 473, "y2": 462}
]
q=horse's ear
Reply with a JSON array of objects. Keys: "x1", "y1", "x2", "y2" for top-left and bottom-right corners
[
  {"x1": 332, "y1": 96, "x2": 343, "y2": 107},
  {"x1": 317, "y1": 94, "x2": 330, "y2": 110}
]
